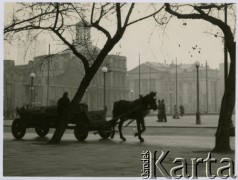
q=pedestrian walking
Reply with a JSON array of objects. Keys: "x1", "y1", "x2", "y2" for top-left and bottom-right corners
[
  {"x1": 57, "y1": 92, "x2": 70, "y2": 117},
  {"x1": 157, "y1": 100, "x2": 162, "y2": 122},
  {"x1": 161, "y1": 99, "x2": 167, "y2": 122}
]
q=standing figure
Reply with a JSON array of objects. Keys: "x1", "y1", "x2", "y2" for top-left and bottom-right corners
[
  {"x1": 173, "y1": 104, "x2": 180, "y2": 119},
  {"x1": 161, "y1": 99, "x2": 167, "y2": 122},
  {"x1": 179, "y1": 104, "x2": 185, "y2": 117},
  {"x1": 157, "y1": 100, "x2": 162, "y2": 122},
  {"x1": 57, "y1": 92, "x2": 71, "y2": 117}
]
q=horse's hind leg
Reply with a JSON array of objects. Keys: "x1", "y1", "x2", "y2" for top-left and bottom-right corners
[
  {"x1": 118, "y1": 119, "x2": 126, "y2": 141},
  {"x1": 110, "y1": 118, "x2": 118, "y2": 139},
  {"x1": 141, "y1": 118, "x2": 146, "y2": 134},
  {"x1": 136, "y1": 119, "x2": 144, "y2": 142}
]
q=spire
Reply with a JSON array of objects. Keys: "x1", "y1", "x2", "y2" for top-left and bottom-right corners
[{"x1": 75, "y1": 21, "x2": 91, "y2": 47}]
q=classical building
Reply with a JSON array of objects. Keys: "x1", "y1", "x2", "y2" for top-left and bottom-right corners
[
  {"x1": 4, "y1": 23, "x2": 128, "y2": 118},
  {"x1": 128, "y1": 62, "x2": 221, "y2": 114}
]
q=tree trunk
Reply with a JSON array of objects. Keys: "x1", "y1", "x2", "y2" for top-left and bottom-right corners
[
  {"x1": 213, "y1": 41, "x2": 235, "y2": 152},
  {"x1": 48, "y1": 74, "x2": 94, "y2": 144},
  {"x1": 48, "y1": 35, "x2": 123, "y2": 144}
]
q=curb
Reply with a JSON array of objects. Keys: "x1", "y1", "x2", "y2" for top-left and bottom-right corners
[{"x1": 3, "y1": 124, "x2": 217, "y2": 128}]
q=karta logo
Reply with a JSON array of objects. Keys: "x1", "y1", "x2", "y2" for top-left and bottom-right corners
[{"x1": 141, "y1": 151, "x2": 236, "y2": 179}]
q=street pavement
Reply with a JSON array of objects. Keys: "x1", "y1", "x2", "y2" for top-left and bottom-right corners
[
  {"x1": 4, "y1": 114, "x2": 236, "y2": 128},
  {"x1": 3, "y1": 131, "x2": 235, "y2": 177},
  {"x1": 3, "y1": 114, "x2": 236, "y2": 177}
]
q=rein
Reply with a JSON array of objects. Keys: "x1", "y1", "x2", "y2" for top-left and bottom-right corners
[
  {"x1": 108, "y1": 104, "x2": 144, "y2": 125},
  {"x1": 122, "y1": 105, "x2": 152, "y2": 130}
]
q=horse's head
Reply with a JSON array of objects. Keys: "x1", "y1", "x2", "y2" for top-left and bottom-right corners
[{"x1": 143, "y1": 91, "x2": 157, "y2": 111}]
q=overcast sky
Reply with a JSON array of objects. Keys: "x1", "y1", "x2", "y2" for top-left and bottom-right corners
[{"x1": 4, "y1": 3, "x2": 236, "y2": 70}]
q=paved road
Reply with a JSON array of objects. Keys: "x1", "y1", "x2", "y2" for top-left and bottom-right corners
[
  {"x1": 3, "y1": 126, "x2": 235, "y2": 177},
  {"x1": 4, "y1": 114, "x2": 236, "y2": 128},
  {"x1": 3, "y1": 114, "x2": 236, "y2": 177}
]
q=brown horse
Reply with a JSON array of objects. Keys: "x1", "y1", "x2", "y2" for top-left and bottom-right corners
[{"x1": 111, "y1": 92, "x2": 157, "y2": 142}]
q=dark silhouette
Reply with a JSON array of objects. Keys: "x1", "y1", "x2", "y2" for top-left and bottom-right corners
[
  {"x1": 111, "y1": 92, "x2": 157, "y2": 142},
  {"x1": 179, "y1": 104, "x2": 185, "y2": 117},
  {"x1": 157, "y1": 100, "x2": 162, "y2": 122},
  {"x1": 57, "y1": 92, "x2": 70, "y2": 116},
  {"x1": 4, "y1": 3, "x2": 165, "y2": 144},
  {"x1": 161, "y1": 99, "x2": 167, "y2": 122}
]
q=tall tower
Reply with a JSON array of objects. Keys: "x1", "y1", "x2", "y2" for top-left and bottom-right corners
[{"x1": 75, "y1": 22, "x2": 91, "y2": 46}]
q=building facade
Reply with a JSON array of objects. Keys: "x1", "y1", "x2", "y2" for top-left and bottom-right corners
[
  {"x1": 128, "y1": 62, "x2": 221, "y2": 114},
  {"x1": 4, "y1": 24, "x2": 128, "y2": 118}
]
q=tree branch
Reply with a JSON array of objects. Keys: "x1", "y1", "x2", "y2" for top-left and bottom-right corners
[
  {"x1": 90, "y1": 3, "x2": 95, "y2": 24},
  {"x1": 52, "y1": 29, "x2": 90, "y2": 73},
  {"x1": 53, "y1": 3, "x2": 59, "y2": 29},
  {"x1": 92, "y1": 22, "x2": 112, "y2": 40},
  {"x1": 123, "y1": 3, "x2": 134, "y2": 28},
  {"x1": 116, "y1": 3, "x2": 122, "y2": 29},
  {"x1": 196, "y1": 3, "x2": 233, "y2": 10},
  {"x1": 127, "y1": 5, "x2": 165, "y2": 27},
  {"x1": 164, "y1": 3, "x2": 234, "y2": 54},
  {"x1": 4, "y1": 10, "x2": 54, "y2": 33}
]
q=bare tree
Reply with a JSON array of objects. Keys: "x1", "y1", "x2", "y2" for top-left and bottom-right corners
[
  {"x1": 4, "y1": 2, "x2": 164, "y2": 143},
  {"x1": 156, "y1": 3, "x2": 235, "y2": 152}
]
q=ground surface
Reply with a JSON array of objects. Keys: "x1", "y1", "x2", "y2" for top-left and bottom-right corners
[{"x1": 3, "y1": 115, "x2": 236, "y2": 177}]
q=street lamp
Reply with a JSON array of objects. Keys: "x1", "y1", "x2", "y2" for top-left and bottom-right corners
[
  {"x1": 130, "y1": 90, "x2": 134, "y2": 100},
  {"x1": 30, "y1": 72, "x2": 36, "y2": 106},
  {"x1": 102, "y1": 66, "x2": 108, "y2": 108},
  {"x1": 194, "y1": 61, "x2": 201, "y2": 124}
]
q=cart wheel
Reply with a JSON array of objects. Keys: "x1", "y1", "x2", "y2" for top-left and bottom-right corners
[
  {"x1": 74, "y1": 122, "x2": 88, "y2": 142},
  {"x1": 11, "y1": 118, "x2": 26, "y2": 140},
  {"x1": 35, "y1": 126, "x2": 49, "y2": 137},
  {"x1": 99, "y1": 124, "x2": 112, "y2": 139}
]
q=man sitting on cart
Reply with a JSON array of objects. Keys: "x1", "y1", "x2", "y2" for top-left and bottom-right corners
[{"x1": 57, "y1": 92, "x2": 71, "y2": 116}]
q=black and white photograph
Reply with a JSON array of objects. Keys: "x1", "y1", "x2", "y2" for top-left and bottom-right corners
[{"x1": 2, "y1": 1, "x2": 236, "y2": 179}]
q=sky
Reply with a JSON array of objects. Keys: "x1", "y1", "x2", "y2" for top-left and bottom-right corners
[{"x1": 3, "y1": 3, "x2": 236, "y2": 70}]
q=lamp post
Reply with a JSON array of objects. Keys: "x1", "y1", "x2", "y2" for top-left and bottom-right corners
[
  {"x1": 173, "y1": 59, "x2": 179, "y2": 119},
  {"x1": 30, "y1": 72, "x2": 36, "y2": 106},
  {"x1": 194, "y1": 61, "x2": 201, "y2": 124},
  {"x1": 130, "y1": 90, "x2": 134, "y2": 100},
  {"x1": 169, "y1": 90, "x2": 172, "y2": 115},
  {"x1": 205, "y1": 61, "x2": 208, "y2": 113},
  {"x1": 203, "y1": 92, "x2": 206, "y2": 113},
  {"x1": 175, "y1": 59, "x2": 178, "y2": 108},
  {"x1": 102, "y1": 66, "x2": 108, "y2": 108}
]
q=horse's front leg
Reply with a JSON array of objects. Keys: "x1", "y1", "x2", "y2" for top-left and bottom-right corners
[
  {"x1": 136, "y1": 119, "x2": 144, "y2": 142},
  {"x1": 141, "y1": 118, "x2": 146, "y2": 134},
  {"x1": 118, "y1": 119, "x2": 126, "y2": 141}
]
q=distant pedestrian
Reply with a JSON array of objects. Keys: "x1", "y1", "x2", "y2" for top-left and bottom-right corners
[
  {"x1": 57, "y1": 92, "x2": 70, "y2": 116},
  {"x1": 161, "y1": 99, "x2": 167, "y2": 122},
  {"x1": 173, "y1": 104, "x2": 180, "y2": 119},
  {"x1": 157, "y1": 100, "x2": 162, "y2": 122},
  {"x1": 179, "y1": 104, "x2": 185, "y2": 117}
]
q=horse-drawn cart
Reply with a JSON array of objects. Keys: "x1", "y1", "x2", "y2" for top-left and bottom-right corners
[{"x1": 11, "y1": 104, "x2": 113, "y2": 141}]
